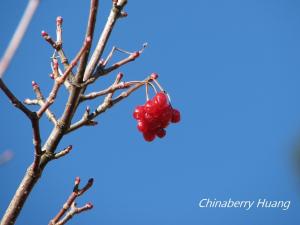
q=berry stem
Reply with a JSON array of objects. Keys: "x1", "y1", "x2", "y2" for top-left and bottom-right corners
[
  {"x1": 152, "y1": 78, "x2": 165, "y2": 92},
  {"x1": 148, "y1": 82, "x2": 157, "y2": 94},
  {"x1": 145, "y1": 82, "x2": 149, "y2": 101}
]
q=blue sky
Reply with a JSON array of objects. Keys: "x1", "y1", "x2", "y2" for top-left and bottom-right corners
[{"x1": 2, "y1": 0, "x2": 300, "y2": 224}]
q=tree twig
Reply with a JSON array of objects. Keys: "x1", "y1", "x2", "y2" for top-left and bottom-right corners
[
  {"x1": 53, "y1": 145, "x2": 72, "y2": 159},
  {"x1": 76, "y1": 0, "x2": 99, "y2": 83},
  {"x1": 67, "y1": 75, "x2": 152, "y2": 133},
  {"x1": 37, "y1": 37, "x2": 91, "y2": 118},
  {"x1": 83, "y1": 0, "x2": 128, "y2": 81},
  {"x1": 49, "y1": 177, "x2": 94, "y2": 225}
]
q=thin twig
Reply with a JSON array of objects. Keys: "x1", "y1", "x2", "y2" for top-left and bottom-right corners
[
  {"x1": 0, "y1": 78, "x2": 32, "y2": 118},
  {"x1": 76, "y1": 0, "x2": 99, "y2": 83},
  {"x1": 55, "y1": 202, "x2": 93, "y2": 225},
  {"x1": 67, "y1": 75, "x2": 152, "y2": 133},
  {"x1": 28, "y1": 82, "x2": 58, "y2": 125},
  {"x1": 80, "y1": 73, "x2": 134, "y2": 102},
  {"x1": 83, "y1": 0, "x2": 128, "y2": 81},
  {"x1": 37, "y1": 37, "x2": 91, "y2": 118},
  {"x1": 53, "y1": 145, "x2": 72, "y2": 159},
  {"x1": 0, "y1": 0, "x2": 40, "y2": 78},
  {"x1": 0, "y1": 79, "x2": 41, "y2": 172},
  {"x1": 83, "y1": 46, "x2": 144, "y2": 86},
  {"x1": 49, "y1": 177, "x2": 94, "y2": 225}
]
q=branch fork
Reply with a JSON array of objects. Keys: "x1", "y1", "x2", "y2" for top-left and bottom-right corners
[{"x1": 49, "y1": 177, "x2": 94, "y2": 225}]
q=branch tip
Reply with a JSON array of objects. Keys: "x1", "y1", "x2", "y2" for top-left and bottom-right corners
[
  {"x1": 120, "y1": 11, "x2": 128, "y2": 17},
  {"x1": 117, "y1": 72, "x2": 123, "y2": 79},
  {"x1": 74, "y1": 177, "x2": 81, "y2": 186},
  {"x1": 150, "y1": 72, "x2": 158, "y2": 80},
  {"x1": 56, "y1": 16, "x2": 63, "y2": 25},
  {"x1": 31, "y1": 81, "x2": 38, "y2": 88},
  {"x1": 85, "y1": 202, "x2": 93, "y2": 209},
  {"x1": 41, "y1": 30, "x2": 48, "y2": 37}
]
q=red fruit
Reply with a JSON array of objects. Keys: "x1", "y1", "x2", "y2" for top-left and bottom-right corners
[
  {"x1": 161, "y1": 120, "x2": 170, "y2": 129},
  {"x1": 144, "y1": 100, "x2": 155, "y2": 113},
  {"x1": 156, "y1": 128, "x2": 166, "y2": 138},
  {"x1": 137, "y1": 120, "x2": 149, "y2": 133},
  {"x1": 160, "y1": 105, "x2": 173, "y2": 123},
  {"x1": 147, "y1": 117, "x2": 161, "y2": 131},
  {"x1": 154, "y1": 92, "x2": 168, "y2": 108},
  {"x1": 133, "y1": 106, "x2": 145, "y2": 120},
  {"x1": 171, "y1": 108, "x2": 181, "y2": 123},
  {"x1": 144, "y1": 112, "x2": 155, "y2": 122},
  {"x1": 143, "y1": 132, "x2": 156, "y2": 142}
]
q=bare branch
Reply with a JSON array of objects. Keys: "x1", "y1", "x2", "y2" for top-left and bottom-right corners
[
  {"x1": 83, "y1": 0, "x2": 128, "y2": 81},
  {"x1": 49, "y1": 177, "x2": 94, "y2": 225},
  {"x1": 41, "y1": 31, "x2": 58, "y2": 49},
  {"x1": 0, "y1": 78, "x2": 42, "y2": 223},
  {"x1": 82, "y1": 43, "x2": 146, "y2": 87},
  {"x1": 0, "y1": 0, "x2": 40, "y2": 78},
  {"x1": 37, "y1": 37, "x2": 91, "y2": 118},
  {"x1": 55, "y1": 202, "x2": 93, "y2": 225},
  {"x1": 0, "y1": 78, "x2": 33, "y2": 118},
  {"x1": 53, "y1": 145, "x2": 72, "y2": 159},
  {"x1": 67, "y1": 75, "x2": 152, "y2": 133},
  {"x1": 76, "y1": 0, "x2": 99, "y2": 83},
  {"x1": 31, "y1": 116, "x2": 42, "y2": 172},
  {"x1": 80, "y1": 72, "x2": 134, "y2": 102},
  {"x1": 29, "y1": 82, "x2": 58, "y2": 125}
]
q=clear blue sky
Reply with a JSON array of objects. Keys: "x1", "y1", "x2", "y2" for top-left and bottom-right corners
[{"x1": 1, "y1": 0, "x2": 300, "y2": 224}]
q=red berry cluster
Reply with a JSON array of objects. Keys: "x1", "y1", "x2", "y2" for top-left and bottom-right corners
[{"x1": 133, "y1": 92, "x2": 180, "y2": 142}]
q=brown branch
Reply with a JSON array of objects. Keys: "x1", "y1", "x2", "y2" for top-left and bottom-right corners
[
  {"x1": 24, "y1": 82, "x2": 58, "y2": 125},
  {"x1": 31, "y1": 116, "x2": 42, "y2": 172},
  {"x1": 67, "y1": 75, "x2": 151, "y2": 133},
  {"x1": 84, "y1": 43, "x2": 146, "y2": 86},
  {"x1": 49, "y1": 177, "x2": 94, "y2": 225},
  {"x1": 0, "y1": 79, "x2": 42, "y2": 225},
  {"x1": 76, "y1": 0, "x2": 99, "y2": 83},
  {"x1": 55, "y1": 202, "x2": 93, "y2": 225},
  {"x1": 0, "y1": 78, "x2": 32, "y2": 118},
  {"x1": 56, "y1": 16, "x2": 63, "y2": 46},
  {"x1": 83, "y1": 0, "x2": 128, "y2": 81},
  {"x1": 53, "y1": 145, "x2": 72, "y2": 159},
  {"x1": 80, "y1": 72, "x2": 133, "y2": 102},
  {"x1": 0, "y1": 0, "x2": 40, "y2": 78},
  {"x1": 0, "y1": 2, "x2": 152, "y2": 225},
  {"x1": 41, "y1": 31, "x2": 58, "y2": 49},
  {"x1": 37, "y1": 37, "x2": 91, "y2": 118}
]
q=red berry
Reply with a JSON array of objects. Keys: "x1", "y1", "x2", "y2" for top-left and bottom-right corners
[
  {"x1": 160, "y1": 105, "x2": 172, "y2": 122},
  {"x1": 133, "y1": 106, "x2": 145, "y2": 120},
  {"x1": 148, "y1": 117, "x2": 161, "y2": 131},
  {"x1": 137, "y1": 120, "x2": 149, "y2": 133},
  {"x1": 156, "y1": 128, "x2": 166, "y2": 138},
  {"x1": 144, "y1": 100, "x2": 155, "y2": 113},
  {"x1": 171, "y1": 108, "x2": 181, "y2": 123},
  {"x1": 154, "y1": 92, "x2": 168, "y2": 108},
  {"x1": 143, "y1": 132, "x2": 155, "y2": 142},
  {"x1": 144, "y1": 112, "x2": 154, "y2": 122}
]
